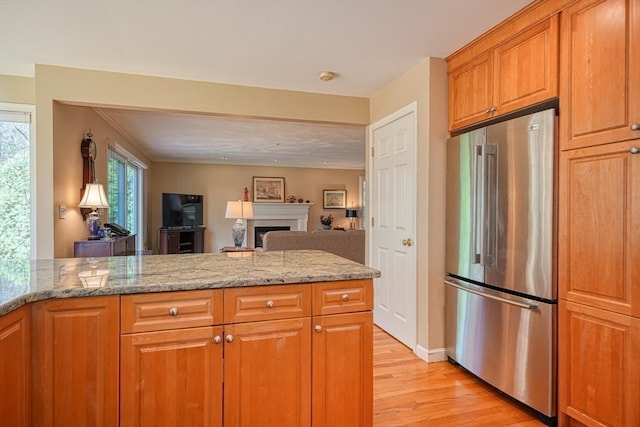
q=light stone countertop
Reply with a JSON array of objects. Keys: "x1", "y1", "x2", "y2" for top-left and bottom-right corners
[{"x1": 0, "y1": 250, "x2": 380, "y2": 317}]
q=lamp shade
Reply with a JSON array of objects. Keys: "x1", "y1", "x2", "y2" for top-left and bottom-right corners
[
  {"x1": 78, "y1": 183, "x2": 110, "y2": 209},
  {"x1": 345, "y1": 209, "x2": 359, "y2": 218},
  {"x1": 225, "y1": 200, "x2": 254, "y2": 219}
]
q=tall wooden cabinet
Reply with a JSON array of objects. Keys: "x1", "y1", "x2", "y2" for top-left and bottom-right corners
[
  {"x1": 558, "y1": 0, "x2": 640, "y2": 425},
  {"x1": 559, "y1": 0, "x2": 640, "y2": 150},
  {"x1": 0, "y1": 306, "x2": 30, "y2": 427},
  {"x1": 31, "y1": 296, "x2": 119, "y2": 427}
]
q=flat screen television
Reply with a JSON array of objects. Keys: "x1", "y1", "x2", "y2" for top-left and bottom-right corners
[{"x1": 162, "y1": 193, "x2": 204, "y2": 228}]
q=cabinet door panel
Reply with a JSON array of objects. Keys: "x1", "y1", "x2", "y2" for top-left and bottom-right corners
[
  {"x1": 32, "y1": 296, "x2": 119, "y2": 427},
  {"x1": 120, "y1": 326, "x2": 223, "y2": 427},
  {"x1": 0, "y1": 306, "x2": 30, "y2": 427},
  {"x1": 448, "y1": 52, "x2": 493, "y2": 130},
  {"x1": 558, "y1": 140, "x2": 640, "y2": 315},
  {"x1": 559, "y1": 300, "x2": 640, "y2": 426},
  {"x1": 312, "y1": 312, "x2": 372, "y2": 427},
  {"x1": 560, "y1": 0, "x2": 640, "y2": 149},
  {"x1": 493, "y1": 15, "x2": 559, "y2": 114},
  {"x1": 224, "y1": 318, "x2": 311, "y2": 427}
]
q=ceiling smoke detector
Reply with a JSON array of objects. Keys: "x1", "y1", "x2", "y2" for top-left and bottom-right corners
[{"x1": 319, "y1": 71, "x2": 336, "y2": 82}]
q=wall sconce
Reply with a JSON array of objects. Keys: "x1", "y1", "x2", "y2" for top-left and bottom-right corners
[
  {"x1": 225, "y1": 200, "x2": 254, "y2": 248},
  {"x1": 78, "y1": 183, "x2": 110, "y2": 239},
  {"x1": 345, "y1": 208, "x2": 359, "y2": 230}
]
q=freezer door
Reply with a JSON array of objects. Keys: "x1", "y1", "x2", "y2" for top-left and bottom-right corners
[
  {"x1": 445, "y1": 128, "x2": 486, "y2": 284},
  {"x1": 484, "y1": 109, "x2": 555, "y2": 299},
  {"x1": 444, "y1": 278, "x2": 556, "y2": 417}
]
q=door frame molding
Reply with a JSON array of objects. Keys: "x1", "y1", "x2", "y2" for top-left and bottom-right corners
[{"x1": 367, "y1": 101, "x2": 418, "y2": 351}]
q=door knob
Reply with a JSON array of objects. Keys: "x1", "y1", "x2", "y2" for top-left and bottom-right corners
[
  {"x1": 631, "y1": 147, "x2": 640, "y2": 154},
  {"x1": 314, "y1": 325, "x2": 322, "y2": 333},
  {"x1": 402, "y1": 238, "x2": 413, "y2": 247},
  {"x1": 225, "y1": 334, "x2": 234, "y2": 343},
  {"x1": 213, "y1": 336, "x2": 222, "y2": 344},
  {"x1": 631, "y1": 123, "x2": 640, "y2": 131}
]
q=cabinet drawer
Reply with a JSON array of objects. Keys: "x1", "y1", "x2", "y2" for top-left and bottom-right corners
[
  {"x1": 121, "y1": 289, "x2": 223, "y2": 333},
  {"x1": 313, "y1": 279, "x2": 373, "y2": 316},
  {"x1": 224, "y1": 285, "x2": 311, "y2": 323}
]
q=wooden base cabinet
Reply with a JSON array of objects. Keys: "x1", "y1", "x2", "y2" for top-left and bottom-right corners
[
  {"x1": 0, "y1": 306, "x2": 30, "y2": 427},
  {"x1": 223, "y1": 318, "x2": 312, "y2": 427},
  {"x1": 31, "y1": 296, "x2": 119, "y2": 427},
  {"x1": 120, "y1": 326, "x2": 223, "y2": 427},
  {"x1": 559, "y1": 300, "x2": 640, "y2": 427},
  {"x1": 312, "y1": 312, "x2": 372, "y2": 427}
]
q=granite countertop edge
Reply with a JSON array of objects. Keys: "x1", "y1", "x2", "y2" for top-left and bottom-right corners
[{"x1": 0, "y1": 250, "x2": 381, "y2": 317}]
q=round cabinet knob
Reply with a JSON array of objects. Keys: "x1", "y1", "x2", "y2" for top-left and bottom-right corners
[
  {"x1": 225, "y1": 334, "x2": 234, "y2": 343},
  {"x1": 169, "y1": 307, "x2": 179, "y2": 316},
  {"x1": 314, "y1": 325, "x2": 323, "y2": 333},
  {"x1": 213, "y1": 336, "x2": 222, "y2": 345},
  {"x1": 266, "y1": 300, "x2": 275, "y2": 309},
  {"x1": 631, "y1": 123, "x2": 640, "y2": 131},
  {"x1": 631, "y1": 147, "x2": 640, "y2": 154},
  {"x1": 341, "y1": 294, "x2": 350, "y2": 302}
]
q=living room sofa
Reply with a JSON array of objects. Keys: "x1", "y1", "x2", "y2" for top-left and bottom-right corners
[{"x1": 262, "y1": 229, "x2": 365, "y2": 264}]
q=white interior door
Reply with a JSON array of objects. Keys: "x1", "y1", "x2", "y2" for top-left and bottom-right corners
[{"x1": 369, "y1": 103, "x2": 417, "y2": 349}]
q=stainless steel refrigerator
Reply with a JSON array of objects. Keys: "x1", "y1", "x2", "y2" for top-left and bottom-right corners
[{"x1": 444, "y1": 108, "x2": 557, "y2": 421}]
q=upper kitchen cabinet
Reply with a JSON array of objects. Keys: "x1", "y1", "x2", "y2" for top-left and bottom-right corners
[
  {"x1": 560, "y1": 0, "x2": 640, "y2": 150},
  {"x1": 448, "y1": 15, "x2": 559, "y2": 131}
]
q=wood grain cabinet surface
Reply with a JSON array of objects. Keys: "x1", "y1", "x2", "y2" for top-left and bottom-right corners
[
  {"x1": 0, "y1": 306, "x2": 30, "y2": 427},
  {"x1": 559, "y1": 300, "x2": 640, "y2": 427},
  {"x1": 559, "y1": 0, "x2": 640, "y2": 150},
  {"x1": 448, "y1": 15, "x2": 559, "y2": 131},
  {"x1": 31, "y1": 296, "x2": 120, "y2": 427}
]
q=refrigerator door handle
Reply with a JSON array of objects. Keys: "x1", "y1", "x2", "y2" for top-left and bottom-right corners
[
  {"x1": 443, "y1": 280, "x2": 539, "y2": 310},
  {"x1": 471, "y1": 144, "x2": 483, "y2": 264},
  {"x1": 484, "y1": 143, "x2": 498, "y2": 268}
]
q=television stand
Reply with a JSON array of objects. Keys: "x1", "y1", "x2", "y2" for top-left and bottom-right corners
[{"x1": 159, "y1": 227, "x2": 205, "y2": 254}]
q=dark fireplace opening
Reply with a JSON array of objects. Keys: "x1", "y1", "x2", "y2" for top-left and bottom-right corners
[{"x1": 255, "y1": 226, "x2": 290, "y2": 248}]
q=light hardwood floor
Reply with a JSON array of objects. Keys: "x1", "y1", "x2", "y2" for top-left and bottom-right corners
[{"x1": 373, "y1": 326, "x2": 547, "y2": 427}]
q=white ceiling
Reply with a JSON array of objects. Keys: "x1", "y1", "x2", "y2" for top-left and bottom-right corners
[{"x1": 2, "y1": 0, "x2": 532, "y2": 169}]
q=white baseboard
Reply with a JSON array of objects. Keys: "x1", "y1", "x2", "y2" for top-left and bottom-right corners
[{"x1": 414, "y1": 345, "x2": 446, "y2": 363}]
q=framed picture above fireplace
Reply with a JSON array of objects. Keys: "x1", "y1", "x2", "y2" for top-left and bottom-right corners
[{"x1": 253, "y1": 176, "x2": 285, "y2": 203}]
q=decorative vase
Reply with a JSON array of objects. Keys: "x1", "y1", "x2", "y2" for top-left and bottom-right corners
[{"x1": 322, "y1": 224, "x2": 332, "y2": 230}]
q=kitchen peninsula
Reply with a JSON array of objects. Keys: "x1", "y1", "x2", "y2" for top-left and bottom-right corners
[{"x1": 0, "y1": 250, "x2": 380, "y2": 427}]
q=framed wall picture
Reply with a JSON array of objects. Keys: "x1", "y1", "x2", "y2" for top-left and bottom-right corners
[
  {"x1": 323, "y1": 189, "x2": 346, "y2": 209},
  {"x1": 253, "y1": 177, "x2": 285, "y2": 203}
]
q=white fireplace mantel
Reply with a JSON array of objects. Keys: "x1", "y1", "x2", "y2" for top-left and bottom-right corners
[{"x1": 246, "y1": 203, "x2": 312, "y2": 247}]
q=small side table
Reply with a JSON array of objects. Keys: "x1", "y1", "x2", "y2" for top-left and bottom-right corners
[{"x1": 219, "y1": 246, "x2": 255, "y2": 253}]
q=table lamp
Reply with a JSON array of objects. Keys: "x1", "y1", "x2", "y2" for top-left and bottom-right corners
[
  {"x1": 78, "y1": 183, "x2": 110, "y2": 239},
  {"x1": 346, "y1": 208, "x2": 359, "y2": 230},
  {"x1": 225, "y1": 200, "x2": 254, "y2": 248}
]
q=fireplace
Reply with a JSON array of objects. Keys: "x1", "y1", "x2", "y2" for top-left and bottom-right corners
[
  {"x1": 247, "y1": 203, "x2": 312, "y2": 248},
  {"x1": 254, "y1": 226, "x2": 290, "y2": 248}
]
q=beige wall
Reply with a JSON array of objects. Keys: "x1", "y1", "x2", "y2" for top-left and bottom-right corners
[
  {"x1": 33, "y1": 65, "x2": 369, "y2": 258},
  {"x1": 0, "y1": 75, "x2": 35, "y2": 105},
  {"x1": 53, "y1": 102, "x2": 152, "y2": 258},
  {"x1": 151, "y1": 163, "x2": 363, "y2": 252},
  {"x1": 370, "y1": 57, "x2": 448, "y2": 355}
]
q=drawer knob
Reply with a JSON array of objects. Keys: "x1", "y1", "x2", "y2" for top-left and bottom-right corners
[
  {"x1": 169, "y1": 307, "x2": 179, "y2": 316},
  {"x1": 341, "y1": 294, "x2": 350, "y2": 302},
  {"x1": 631, "y1": 123, "x2": 640, "y2": 131},
  {"x1": 631, "y1": 147, "x2": 639, "y2": 154},
  {"x1": 225, "y1": 334, "x2": 234, "y2": 343},
  {"x1": 266, "y1": 300, "x2": 275, "y2": 309},
  {"x1": 213, "y1": 336, "x2": 222, "y2": 345},
  {"x1": 314, "y1": 325, "x2": 322, "y2": 333}
]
